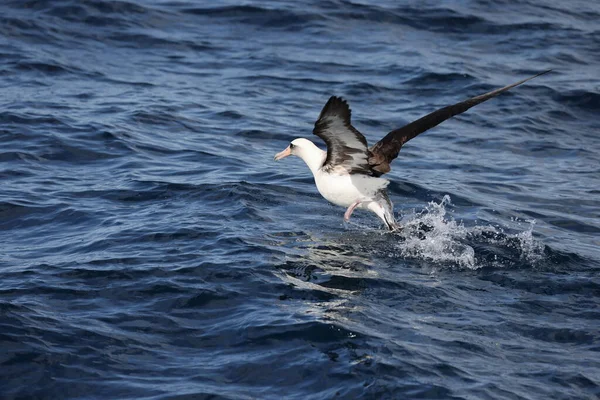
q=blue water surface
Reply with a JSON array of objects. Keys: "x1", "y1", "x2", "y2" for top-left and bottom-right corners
[{"x1": 1, "y1": 0, "x2": 599, "y2": 399}]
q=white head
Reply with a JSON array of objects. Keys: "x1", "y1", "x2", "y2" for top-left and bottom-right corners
[{"x1": 274, "y1": 138, "x2": 326, "y2": 174}]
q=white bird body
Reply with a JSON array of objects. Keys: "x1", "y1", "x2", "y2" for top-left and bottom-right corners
[
  {"x1": 315, "y1": 171, "x2": 389, "y2": 209},
  {"x1": 289, "y1": 138, "x2": 390, "y2": 208},
  {"x1": 315, "y1": 169, "x2": 394, "y2": 227}
]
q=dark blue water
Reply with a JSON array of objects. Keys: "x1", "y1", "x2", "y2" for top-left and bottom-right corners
[{"x1": 1, "y1": 1, "x2": 599, "y2": 398}]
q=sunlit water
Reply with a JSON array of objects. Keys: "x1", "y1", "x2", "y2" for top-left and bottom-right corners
[{"x1": 1, "y1": 1, "x2": 599, "y2": 399}]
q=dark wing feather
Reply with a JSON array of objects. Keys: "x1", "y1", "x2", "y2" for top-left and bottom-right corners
[
  {"x1": 369, "y1": 70, "x2": 552, "y2": 175},
  {"x1": 313, "y1": 96, "x2": 374, "y2": 175}
]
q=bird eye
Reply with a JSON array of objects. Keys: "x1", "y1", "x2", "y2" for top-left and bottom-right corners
[{"x1": 289, "y1": 143, "x2": 295, "y2": 149}]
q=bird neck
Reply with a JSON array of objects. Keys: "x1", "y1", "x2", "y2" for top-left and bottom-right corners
[{"x1": 297, "y1": 144, "x2": 326, "y2": 175}]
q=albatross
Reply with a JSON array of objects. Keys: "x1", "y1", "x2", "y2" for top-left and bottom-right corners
[{"x1": 274, "y1": 70, "x2": 551, "y2": 230}]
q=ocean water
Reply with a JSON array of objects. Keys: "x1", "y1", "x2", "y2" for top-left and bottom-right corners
[{"x1": 1, "y1": 0, "x2": 599, "y2": 399}]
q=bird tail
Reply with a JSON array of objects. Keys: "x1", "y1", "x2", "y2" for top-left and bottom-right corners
[
  {"x1": 383, "y1": 208, "x2": 401, "y2": 231},
  {"x1": 377, "y1": 190, "x2": 401, "y2": 231}
]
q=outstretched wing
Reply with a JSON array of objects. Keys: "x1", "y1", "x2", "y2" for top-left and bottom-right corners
[
  {"x1": 313, "y1": 96, "x2": 374, "y2": 175},
  {"x1": 369, "y1": 70, "x2": 552, "y2": 175}
]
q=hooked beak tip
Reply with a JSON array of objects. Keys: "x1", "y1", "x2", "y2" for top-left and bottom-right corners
[{"x1": 274, "y1": 147, "x2": 291, "y2": 161}]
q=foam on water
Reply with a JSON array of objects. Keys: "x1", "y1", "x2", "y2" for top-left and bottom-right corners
[{"x1": 393, "y1": 195, "x2": 546, "y2": 270}]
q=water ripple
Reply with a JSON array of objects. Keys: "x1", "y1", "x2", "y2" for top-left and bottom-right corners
[{"x1": 1, "y1": 0, "x2": 599, "y2": 399}]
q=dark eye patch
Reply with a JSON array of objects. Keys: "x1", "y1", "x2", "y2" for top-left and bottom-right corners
[{"x1": 289, "y1": 142, "x2": 295, "y2": 149}]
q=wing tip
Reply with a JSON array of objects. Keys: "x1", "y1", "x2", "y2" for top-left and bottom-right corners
[
  {"x1": 319, "y1": 95, "x2": 352, "y2": 123},
  {"x1": 514, "y1": 69, "x2": 552, "y2": 87},
  {"x1": 529, "y1": 69, "x2": 553, "y2": 81}
]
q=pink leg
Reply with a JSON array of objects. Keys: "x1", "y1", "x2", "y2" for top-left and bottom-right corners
[{"x1": 344, "y1": 200, "x2": 362, "y2": 222}]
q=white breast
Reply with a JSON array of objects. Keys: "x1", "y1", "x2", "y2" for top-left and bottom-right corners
[{"x1": 314, "y1": 170, "x2": 389, "y2": 208}]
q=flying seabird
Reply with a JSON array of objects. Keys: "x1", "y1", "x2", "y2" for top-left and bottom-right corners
[{"x1": 274, "y1": 70, "x2": 551, "y2": 230}]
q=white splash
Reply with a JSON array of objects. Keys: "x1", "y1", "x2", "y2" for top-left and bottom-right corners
[
  {"x1": 513, "y1": 220, "x2": 546, "y2": 264},
  {"x1": 393, "y1": 196, "x2": 546, "y2": 270},
  {"x1": 395, "y1": 195, "x2": 475, "y2": 269}
]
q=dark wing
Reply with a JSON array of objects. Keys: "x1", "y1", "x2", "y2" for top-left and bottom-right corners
[
  {"x1": 369, "y1": 70, "x2": 552, "y2": 175},
  {"x1": 313, "y1": 96, "x2": 374, "y2": 175}
]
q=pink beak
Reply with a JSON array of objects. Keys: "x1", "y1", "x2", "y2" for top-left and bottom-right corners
[{"x1": 274, "y1": 145, "x2": 291, "y2": 161}]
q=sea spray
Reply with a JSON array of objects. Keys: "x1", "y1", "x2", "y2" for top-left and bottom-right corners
[
  {"x1": 396, "y1": 195, "x2": 477, "y2": 269},
  {"x1": 393, "y1": 196, "x2": 546, "y2": 269}
]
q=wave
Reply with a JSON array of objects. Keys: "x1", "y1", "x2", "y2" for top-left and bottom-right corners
[
  {"x1": 8, "y1": 0, "x2": 157, "y2": 28},
  {"x1": 180, "y1": 4, "x2": 322, "y2": 30},
  {"x1": 553, "y1": 90, "x2": 600, "y2": 114}
]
